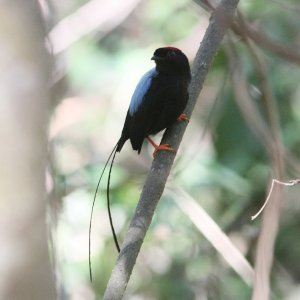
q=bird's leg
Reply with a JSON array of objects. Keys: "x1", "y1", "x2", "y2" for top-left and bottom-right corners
[
  {"x1": 147, "y1": 136, "x2": 176, "y2": 158},
  {"x1": 177, "y1": 113, "x2": 189, "y2": 122}
]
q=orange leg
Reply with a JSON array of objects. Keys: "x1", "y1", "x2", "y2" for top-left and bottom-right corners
[
  {"x1": 177, "y1": 113, "x2": 189, "y2": 122},
  {"x1": 147, "y1": 136, "x2": 176, "y2": 158}
]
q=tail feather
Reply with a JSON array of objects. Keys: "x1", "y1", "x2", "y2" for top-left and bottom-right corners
[
  {"x1": 107, "y1": 148, "x2": 120, "y2": 252},
  {"x1": 89, "y1": 142, "x2": 118, "y2": 282},
  {"x1": 116, "y1": 135, "x2": 128, "y2": 152}
]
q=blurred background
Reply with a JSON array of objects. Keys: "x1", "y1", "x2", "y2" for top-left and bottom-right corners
[{"x1": 42, "y1": 0, "x2": 300, "y2": 299}]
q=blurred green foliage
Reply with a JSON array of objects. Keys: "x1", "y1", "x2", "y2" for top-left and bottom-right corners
[{"x1": 50, "y1": 0, "x2": 300, "y2": 299}]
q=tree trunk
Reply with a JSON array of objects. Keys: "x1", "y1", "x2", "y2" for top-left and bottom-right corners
[{"x1": 0, "y1": 1, "x2": 56, "y2": 299}]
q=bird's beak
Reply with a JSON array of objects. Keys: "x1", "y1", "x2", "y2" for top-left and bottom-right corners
[{"x1": 151, "y1": 55, "x2": 163, "y2": 61}]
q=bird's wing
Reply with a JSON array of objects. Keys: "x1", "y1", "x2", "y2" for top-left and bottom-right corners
[{"x1": 129, "y1": 68, "x2": 158, "y2": 116}]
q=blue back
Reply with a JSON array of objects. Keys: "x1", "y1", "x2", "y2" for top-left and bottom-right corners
[{"x1": 129, "y1": 68, "x2": 157, "y2": 116}]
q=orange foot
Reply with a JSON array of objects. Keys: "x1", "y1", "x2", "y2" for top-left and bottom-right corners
[
  {"x1": 152, "y1": 144, "x2": 176, "y2": 158},
  {"x1": 147, "y1": 136, "x2": 176, "y2": 158},
  {"x1": 177, "y1": 113, "x2": 189, "y2": 122}
]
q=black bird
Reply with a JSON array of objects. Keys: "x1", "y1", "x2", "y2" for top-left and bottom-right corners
[
  {"x1": 117, "y1": 46, "x2": 191, "y2": 156},
  {"x1": 89, "y1": 47, "x2": 191, "y2": 281}
]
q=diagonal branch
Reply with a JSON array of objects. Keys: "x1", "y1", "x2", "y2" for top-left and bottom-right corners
[
  {"x1": 103, "y1": 0, "x2": 240, "y2": 299},
  {"x1": 170, "y1": 187, "x2": 254, "y2": 286},
  {"x1": 232, "y1": 13, "x2": 300, "y2": 66},
  {"x1": 49, "y1": 0, "x2": 141, "y2": 55}
]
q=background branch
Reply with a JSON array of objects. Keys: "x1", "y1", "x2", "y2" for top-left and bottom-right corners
[
  {"x1": 49, "y1": 0, "x2": 141, "y2": 55},
  {"x1": 244, "y1": 25, "x2": 285, "y2": 300},
  {"x1": 170, "y1": 187, "x2": 254, "y2": 286},
  {"x1": 196, "y1": 1, "x2": 300, "y2": 65},
  {"x1": 226, "y1": 25, "x2": 286, "y2": 299},
  {"x1": 103, "y1": 0, "x2": 240, "y2": 298},
  {"x1": 232, "y1": 13, "x2": 300, "y2": 66}
]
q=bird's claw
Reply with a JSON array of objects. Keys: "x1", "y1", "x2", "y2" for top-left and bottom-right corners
[
  {"x1": 177, "y1": 113, "x2": 189, "y2": 122},
  {"x1": 153, "y1": 144, "x2": 176, "y2": 158}
]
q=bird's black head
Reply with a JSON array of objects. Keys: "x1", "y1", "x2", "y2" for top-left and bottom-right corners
[{"x1": 151, "y1": 47, "x2": 191, "y2": 79}]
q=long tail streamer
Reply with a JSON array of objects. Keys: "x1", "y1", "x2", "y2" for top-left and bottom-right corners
[
  {"x1": 89, "y1": 143, "x2": 119, "y2": 282},
  {"x1": 107, "y1": 149, "x2": 120, "y2": 253}
]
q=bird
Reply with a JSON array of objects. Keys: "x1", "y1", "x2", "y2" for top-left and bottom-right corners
[
  {"x1": 117, "y1": 46, "x2": 191, "y2": 156},
  {"x1": 89, "y1": 47, "x2": 191, "y2": 281}
]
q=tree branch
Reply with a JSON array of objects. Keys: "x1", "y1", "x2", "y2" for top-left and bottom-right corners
[
  {"x1": 171, "y1": 187, "x2": 254, "y2": 286},
  {"x1": 103, "y1": 0, "x2": 240, "y2": 298},
  {"x1": 196, "y1": 1, "x2": 300, "y2": 65},
  {"x1": 226, "y1": 27, "x2": 286, "y2": 299},
  {"x1": 243, "y1": 24, "x2": 285, "y2": 300},
  {"x1": 232, "y1": 13, "x2": 300, "y2": 66}
]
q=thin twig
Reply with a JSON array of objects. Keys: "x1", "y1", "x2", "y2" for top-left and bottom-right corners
[
  {"x1": 102, "y1": 0, "x2": 240, "y2": 299},
  {"x1": 251, "y1": 179, "x2": 300, "y2": 221}
]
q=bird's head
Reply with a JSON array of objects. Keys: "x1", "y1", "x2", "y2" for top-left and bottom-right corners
[{"x1": 151, "y1": 47, "x2": 190, "y2": 78}]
